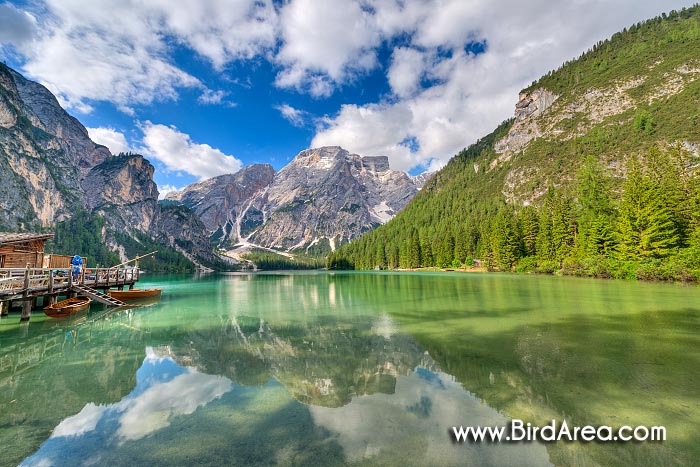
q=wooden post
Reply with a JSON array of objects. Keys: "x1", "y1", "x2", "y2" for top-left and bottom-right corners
[
  {"x1": 0, "y1": 301, "x2": 8, "y2": 316},
  {"x1": 20, "y1": 299, "x2": 32, "y2": 321},
  {"x1": 48, "y1": 271, "x2": 54, "y2": 294},
  {"x1": 20, "y1": 268, "x2": 32, "y2": 321},
  {"x1": 23, "y1": 267, "x2": 30, "y2": 293},
  {"x1": 48, "y1": 295, "x2": 57, "y2": 306}
]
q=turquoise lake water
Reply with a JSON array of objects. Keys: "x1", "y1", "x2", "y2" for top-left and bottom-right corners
[{"x1": 0, "y1": 271, "x2": 698, "y2": 466}]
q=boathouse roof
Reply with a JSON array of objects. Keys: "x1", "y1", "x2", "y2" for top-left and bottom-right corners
[{"x1": 0, "y1": 232, "x2": 55, "y2": 246}]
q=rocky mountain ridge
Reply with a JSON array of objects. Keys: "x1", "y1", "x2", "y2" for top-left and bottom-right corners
[{"x1": 168, "y1": 146, "x2": 426, "y2": 253}]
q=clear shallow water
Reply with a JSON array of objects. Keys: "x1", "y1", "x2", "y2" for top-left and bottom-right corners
[{"x1": 0, "y1": 271, "x2": 698, "y2": 466}]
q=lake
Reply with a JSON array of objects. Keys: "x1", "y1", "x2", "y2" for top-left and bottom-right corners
[{"x1": 0, "y1": 271, "x2": 698, "y2": 466}]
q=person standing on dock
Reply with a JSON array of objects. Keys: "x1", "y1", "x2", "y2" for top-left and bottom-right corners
[{"x1": 71, "y1": 255, "x2": 83, "y2": 281}]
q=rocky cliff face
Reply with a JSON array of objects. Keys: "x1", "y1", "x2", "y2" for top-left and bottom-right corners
[
  {"x1": 0, "y1": 63, "x2": 107, "y2": 229},
  {"x1": 166, "y1": 164, "x2": 276, "y2": 246},
  {"x1": 83, "y1": 155, "x2": 159, "y2": 233},
  {"x1": 0, "y1": 64, "x2": 214, "y2": 268},
  {"x1": 171, "y1": 146, "x2": 423, "y2": 252},
  {"x1": 249, "y1": 147, "x2": 420, "y2": 251},
  {"x1": 493, "y1": 58, "x2": 700, "y2": 205},
  {"x1": 83, "y1": 154, "x2": 219, "y2": 266},
  {"x1": 8, "y1": 68, "x2": 110, "y2": 171},
  {"x1": 492, "y1": 88, "x2": 558, "y2": 166},
  {"x1": 152, "y1": 203, "x2": 218, "y2": 268}
]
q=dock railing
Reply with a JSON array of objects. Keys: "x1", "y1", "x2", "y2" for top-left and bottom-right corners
[{"x1": 0, "y1": 266, "x2": 139, "y2": 298}]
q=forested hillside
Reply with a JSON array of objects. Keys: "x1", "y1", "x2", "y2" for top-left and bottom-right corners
[{"x1": 329, "y1": 6, "x2": 700, "y2": 281}]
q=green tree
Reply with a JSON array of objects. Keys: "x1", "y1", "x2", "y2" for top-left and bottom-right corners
[
  {"x1": 491, "y1": 208, "x2": 519, "y2": 270},
  {"x1": 633, "y1": 109, "x2": 656, "y2": 134},
  {"x1": 575, "y1": 156, "x2": 616, "y2": 256},
  {"x1": 536, "y1": 189, "x2": 557, "y2": 262},
  {"x1": 616, "y1": 160, "x2": 680, "y2": 260},
  {"x1": 518, "y1": 206, "x2": 539, "y2": 256}
]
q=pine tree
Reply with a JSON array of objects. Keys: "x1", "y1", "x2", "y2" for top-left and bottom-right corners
[
  {"x1": 616, "y1": 159, "x2": 680, "y2": 260},
  {"x1": 518, "y1": 206, "x2": 539, "y2": 256},
  {"x1": 491, "y1": 208, "x2": 519, "y2": 270},
  {"x1": 536, "y1": 189, "x2": 556, "y2": 262},
  {"x1": 551, "y1": 195, "x2": 575, "y2": 263},
  {"x1": 409, "y1": 229, "x2": 421, "y2": 268},
  {"x1": 454, "y1": 225, "x2": 469, "y2": 264},
  {"x1": 575, "y1": 156, "x2": 615, "y2": 257}
]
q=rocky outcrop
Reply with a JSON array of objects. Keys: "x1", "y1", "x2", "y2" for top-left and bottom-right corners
[
  {"x1": 83, "y1": 154, "x2": 159, "y2": 233},
  {"x1": 83, "y1": 154, "x2": 219, "y2": 266},
  {"x1": 8, "y1": 67, "x2": 110, "y2": 171},
  {"x1": 166, "y1": 164, "x2": 275, "y2": 246},
  {"x1": 171, "y1": 147, "x2": 423, "y2": 253},
  {"x1": 247, "y1": 146, "x2": 420, "y2": 251},
  {"x1": 493, "y1": 88, "x2": 558, "y2": 163},
  {"x1": 410, "y1": 172, "x2": 431, "y2": 189},
  {"x1": 153, "y1": 203, "x2": 219, "y2": 267}
]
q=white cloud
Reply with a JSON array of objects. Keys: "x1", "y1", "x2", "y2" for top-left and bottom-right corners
[
  {"x1": 312, "y1": 0, "x2": 693, "y2": 172},
  {"x1": 387, "y1": 47, "x2": 426, "y2": 98},
  {"x1": 198, "y1": 88, "x2": 234, "y2": 106},
  {"x1": 158, "y1": 184, "x2": 182, "y2": 199},
  {"x1": 11, "y1": 0, "x2": 276, "y2": 112},
  {"x1": 86, "y1": 127, "x2": 130, "y2": 155},
  {"x1": 146, "y1": 0, "x2": 278, "y2": 70},
  {"x1": 140, "y1": 121, "x2": 242, "y2": 180},
  {"x1": 313, "y1": 102, "x2": 416, "y2": 169},
  {"x1": 51, "y1": 403, "x2": 106, "y2": 438},
  {"x1": 274, "y1": 0, "x2": 380, "y2": 95},
  {"x1": 275, "y1": 104, "x2": 307, "y2": 127},
  {"x1": 0, "y1": 3, "x2": 36, "y2": 47}
]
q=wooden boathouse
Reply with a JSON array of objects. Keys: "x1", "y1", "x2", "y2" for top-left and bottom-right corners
[{"x1": 0, "y1": 232, "x2": 140, "y2": 321}]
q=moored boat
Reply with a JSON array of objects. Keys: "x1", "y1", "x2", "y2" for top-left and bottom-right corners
[
  {"x1": 44, "y1": 297, "x2": 92, "y2": 318},
  {"x1": 109, "y1": 288, "x2": 162, "y2": 301}
]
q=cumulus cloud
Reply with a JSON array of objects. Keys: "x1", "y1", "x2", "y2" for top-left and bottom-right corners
[
  {"x1": 11, "y1": 0, "x2": 276, "y2": 112},
  {"x1": 387, "y1": 47, "x2": 426, "y2": 98},
  {"x1": 140, "y1": 122, "x2": 242, "y2": 180},
  {"x1": 312, "y1": 0, "x2": 693, "y2": 171},
  {"x1": 51, "y1": 403, "x2": 106, "y2": 438},
  {"x1": 87, "y1": 127, "x2": 130, "y2": 155},
  {"x1": 275, "y1": 104, "x2": 308, "y2": 127},
  {"x1": 0, "y1": 3, "x2": 36, "y2": 47},
  {"x1": 275, "y1": 0, "x2": 380, "y2": 95},
  {"x1": 117, "y1": 370, "x2": 232, "y2": 441}
]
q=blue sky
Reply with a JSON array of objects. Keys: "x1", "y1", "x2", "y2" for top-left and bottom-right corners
[{"x1": 0, "y1": 0, "x2": 693, "y2": 196}]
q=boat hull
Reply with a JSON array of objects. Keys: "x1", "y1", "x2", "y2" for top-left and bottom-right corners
[
  {"x1": 109, "y1": 288, "x2": 162, "y2": 301},
  {"x1": 44, "y1": 297, "x2": 92, "y2": 318}
]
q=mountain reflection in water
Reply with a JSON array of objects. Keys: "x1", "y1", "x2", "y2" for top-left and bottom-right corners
[{"x1": 19, "y1": 311, "x2": 550, "y2": 467}]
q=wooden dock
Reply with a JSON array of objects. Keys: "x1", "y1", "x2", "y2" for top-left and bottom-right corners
[{"x1": 0, "y1": 266, "x2": 139, "y2": 321}]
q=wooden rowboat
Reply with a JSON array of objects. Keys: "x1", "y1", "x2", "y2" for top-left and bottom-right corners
[
  {"x1": 44, "y1": 297, "x2": 91, "y2": 318},
  {"x1": 109, "y1": 288, "x2": 162, "y2": 301}
]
